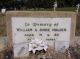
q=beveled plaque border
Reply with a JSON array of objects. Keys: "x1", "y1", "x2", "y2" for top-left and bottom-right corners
[{"x1": 6, "y1": 11, "x2": 76, "y2": 58}]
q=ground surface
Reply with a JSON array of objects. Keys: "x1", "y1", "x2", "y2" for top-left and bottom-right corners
[{"x1": 0, "y1": 36, "x2": 80, "y2": 59}]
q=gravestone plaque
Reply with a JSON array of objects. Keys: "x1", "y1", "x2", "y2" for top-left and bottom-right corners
[{"x1": 6, "y1": 11, "x2": 76, "y2": 58}]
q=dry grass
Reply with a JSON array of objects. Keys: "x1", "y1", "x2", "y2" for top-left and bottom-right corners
[
  {"x1": 1, "y1": 45, "x2": 80, "y2": 59},
  {"x1": 26, "y1": 46, "x2": 71, "y2": 59}
]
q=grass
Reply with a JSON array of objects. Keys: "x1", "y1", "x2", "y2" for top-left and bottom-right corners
[
  {"x1": 13, "y1": 45, "x2": 80, "y2": 59},
  {"x1": 21, "y1": 7, "x2": 79, "y2": 12},
  {"x1": 57, "y1": 7, "x2": 76, "y2": 12},
  {"x1": 0, "y1": 27, "x2": 6, "y2": 36},
  {"x1": 26, "y1": 46, "x2": 70, "y2": 59}
]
